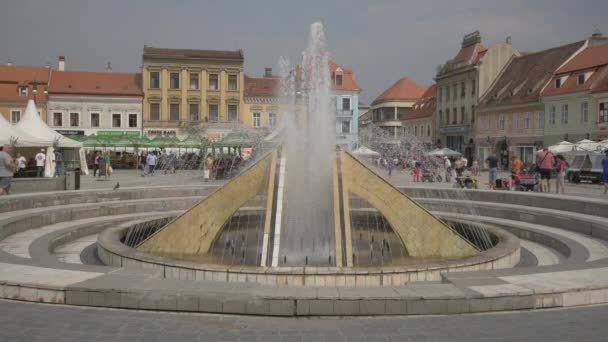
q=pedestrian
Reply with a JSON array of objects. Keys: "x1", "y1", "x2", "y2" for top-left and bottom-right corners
[
  {"x1": 15, "y1": 153, "x2": 26, "y2": 177},
  {"x1": 35, "y1": 149, "x2": 46, "y2": 177},
  {"x1": 486, "y1": 154, "x2": 499, "y2": 189},
  {"x1": 555, "y1": 154, "x2": 566, "y2": 194},
  {"x1": 388, "y1": 160, "x2": 393, "y2": 177},
  {"x1": 0, "y1": 146, "x2": 16, "y2": 195},
  {"x1": 204, "y1": 154, "x2": 214, "y2": 182},
  {"x1": 455, "y1": 157, "x2": 464, "y2": 177},
  {"x1": 602, "y1": 150, "x2": 608, "y2": 195},
  {"x1": 510, "y1": 155, "x2": 522, "y2": 190},
  {"x1": 93, "y1": 152, "x2": 100, "y2": 177},
  {"x1": 146, "y1": 151, "x2": 157, "y2": 175},
  {"x1": 472, "y1": 160, "x2": 479, "y2": 176},
  {"x1": 54, "y1": 149, "x2": 64, "y2": 177},
  {"x1": 140, "y1": 151, "x2": 147, "y2": 175},
  {"x1": 536, "y1": 147, "x2": 554, "y2": 193},
  {"x1": 103, "y1": 151, "x2": 111, "y2": 178},
  {"x1": 412, "y1": 162, "x2": 421, "y2": 182}
]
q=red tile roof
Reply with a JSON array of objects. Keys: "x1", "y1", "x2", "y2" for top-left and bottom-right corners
[
  {"x1": 372, "y1": 77, "x2": 428, "y2": 106},
  {"x1": 329, "y1": 61, "x2": 361, "y2": 91},
  {"x1": 244, "y1": 75, "x2": 279, "y2": 97},
  {"x1": 399, "y1": 84, "x2": 436, "y2": 120},
  {"x1": 49, "y1": 71, "x2": 142, "y2": 97},
  {"x1": 556, "y1": 43, "x2": 608, "y2": 74},
  {"x1": 0, "y1": 65, "x2": 50, "y2": 103},
  {"x1": 592, "y1": 73, "x2": 608, "y2": 93},
  {"x1": 542, "y1": 65, "x2": 608, "y2": 97},
  {"x1": 143, "y1": 46, "x2": 244, "y2": 59},
  {"x1": 452, "y1": 44, "x2": 486, "y2": 66}
]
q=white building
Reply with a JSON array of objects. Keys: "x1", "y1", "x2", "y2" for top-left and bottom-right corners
[{"x1": 47, "y1": 65, "x2": 143, "y2": 137}]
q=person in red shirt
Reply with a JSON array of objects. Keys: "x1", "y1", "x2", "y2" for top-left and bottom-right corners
[
  {"x1": 555, "y1": 154, "x2": 566, "y2": 194},
  {"x1": 536, "y1": 147, "x2": 555, "y2": 193}
]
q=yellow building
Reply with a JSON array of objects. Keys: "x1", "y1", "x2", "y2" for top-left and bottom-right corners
[
  {"x1": 142, "y1": 46, "x2": 245, "y2": 138},
  {"x1": 242, "y1": 68, "x2": 280, "y2": 130}
]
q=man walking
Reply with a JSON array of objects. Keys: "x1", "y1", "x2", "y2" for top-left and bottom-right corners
[
  {"x1": 0, "y1": 146, "x2": 15, "y2": 195},
  {"x1": 602, "y1": 150, "x2": 608, "y2": 195},
  {"x1": 35, "y1": 149, "x2": 46, "y2": 177},
  {"x1": 536, "y1": 147, "x2": 554, "y2": 193},
  {"x1": 54, "y1": 150, "x2": 64, "y2": 177},
  {"x1": 146, "y1": 151, "x2": 157, "y2": 176},
  {"x1": 15, "y1": 153, "x2": 26, "y2": 177},
  {"x1": 486, "y1": 153, "x2": 499, "y2": 189}
]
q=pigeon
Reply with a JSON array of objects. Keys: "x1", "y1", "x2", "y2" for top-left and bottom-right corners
[{"x1": 113, "y1": 182, "x2": 120, "y2": 191}]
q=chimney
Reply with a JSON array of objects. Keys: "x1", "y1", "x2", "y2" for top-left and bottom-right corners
[
  {"x1": 506, "y1": 36, "x2": 512, "y2": 45},
  {"x1": 264, "y1": 67, "x2": 272, "y2": 77},
  {"x1": 58, "y1": 56, "x2": 65, "y2": 71},
  {"x1": 588, "y1": 30, "x2": 606, "y2": 48},
  {"x1": 106, "y1": 61, "x2": 112, "y2": 72},
  {"x1": 6, "y1": 59, "x2": 13, "y2": 66}
]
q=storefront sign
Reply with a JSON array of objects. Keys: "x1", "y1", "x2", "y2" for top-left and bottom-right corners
[
  {"x1": 97, "y1": 130, "x2": 140, "y2": 137},
  {"x1": 145, "y1": 130, "x2": 177, "y2": 137},
  {"x1": 56, "y1": 130, "x2": 85, "y2": 136},
  {"x1": 439, "y1": 126, "x2": 467, "y2": 134}
]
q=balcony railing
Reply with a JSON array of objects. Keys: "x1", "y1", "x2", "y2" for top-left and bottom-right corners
[{"x1": 337, "y1": 109, "x2": 353, "y2": 117}]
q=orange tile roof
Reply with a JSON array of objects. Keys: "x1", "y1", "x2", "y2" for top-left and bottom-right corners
[
  {"x1": 49, "y1": 71, "x2": 142, "y2": 97},
  {"x1": 556, "y1": 43, "x2": 608, "y2": 74},
  {"x1": 143, "y1": 46, "x2": 243, "y2": 59},
  {"x1": 0, "y1": 65, "x2": 50, "y2": 103},
  {"x1": 542, "y1": 65, "x2": 608, "y2": 97},
  {"x1": 371, "y1": 77, "x2": 428, "y2": 105},
  {"x1": 592, "y1": 73, "x2": 608, "y2": 93},
  {"x1": 329, "y1": 61, "x2": 361, "y2": 91},
  {"x1": 244, "y1": 75, "x2": 279, "y2": 97},
  {"x1": 399, "y1": 84, "x2": 436, "y2": 120},
  {"x1": 452, "y1": 44, "x2": 486, "y2": 66}
]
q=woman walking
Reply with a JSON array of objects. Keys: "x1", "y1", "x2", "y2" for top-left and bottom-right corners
[{"x1": 555, "y1": 154, "x2": 566, "y2": 194}]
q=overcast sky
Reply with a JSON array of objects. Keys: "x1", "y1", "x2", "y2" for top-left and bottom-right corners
[{"x1": 2, "y1": 0, "x2": 607, "y2": 103}]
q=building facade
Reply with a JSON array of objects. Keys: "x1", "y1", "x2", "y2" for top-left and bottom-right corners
[
  {"x1": 0, "y1": 64, "x2": 50, "y2": 124},
  {"x1": 141, "y1": 46, "x2": 245, "y2": 138},
  {"x1": 475, "y1": 41, "x2": 584, "y2": 167},
  {"x1": 242, "y1": 69, "x2": 280, "y2": 131},
  {"x1": 330, "y1": 61, "x2": 361, "y2": 149},
  {"x1": 592, "y1": 75, "x2": 608, "y2": 140},
  {"x1": 47, "y1": 70, "x2": 143, "y2": 137},
  {"x1": 367, "y1": 77, "x2": 427, "y2": 139},
  {"x1": 435, "y1": 31, "x2": 519, "y2": 161},
  {"x1": 541, "y1": 34, "x2": 608, "y2": 145},
  {"x1": 399, "y1": 84, "x2": 436, "y2": 147}
]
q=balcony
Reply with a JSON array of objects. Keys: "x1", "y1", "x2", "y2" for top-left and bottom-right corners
[{"x1": 336, "y1": 109, "x2": 353, "y2": 118}]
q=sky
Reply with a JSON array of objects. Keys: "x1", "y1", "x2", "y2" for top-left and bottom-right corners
[{"x1": 1, "y1": 0, "x2": 607, "y2": 103}]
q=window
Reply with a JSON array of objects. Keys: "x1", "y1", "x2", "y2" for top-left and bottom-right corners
[
  {"x1": 452, "y1": 108, "x2": 457, "y2": 124},
  {"x1": 460, "y1": 82, "x2": 465, "y2": 97},
  {"x1": 555, "y1": 78, "x2": 562, "y2": 89},
  {"x1": 453, "y1": 84, "x2": 457, "y2": 102},
  {"x1": 209, "y1": 104, "x2": 218, "y2": 121},
  {"x1": 150, "y1": 72, "x2": 160, "y2": 89},
  {"x1": 580, "y1": 102, "x2": 588, "y2": 123},
  {"x1": 342, "y1": 97, "x2": 351, "y2": 111},
  {"x1": 228, "y1": 75, "x2": 237, "y2": 90},
  {"x1": 150, "y1": 103, "x2": 160, "y2": 121},
  {"x1": 427, "y1": 125, "x2": 430, "y2": 137},
  {"x1": 189, "y1": 104, "x2": 199, "y2": 121},
  {"x1": 70, "y1": 113, "x2": 79, "y2": 127},
  {"x1": 90, "y1": 113, "x2": 100, "y2": 128},
  {"x1": 341, "y1": 120, "x2": 350, "y2": 134},
  {"x1": 523, "y1": 112, "x2": 531, "y2": 129},
  {"x1": 549, "y1": 106, "x2": 556, "y2": 125},
  {"x1": 252, "y1": 112, "x2": 261, "y2": 128},
  {"x1": 446, "y1": 109, "x2": 450, "y2": 125},
  {"x1": 577, "y1": 74, "x2": 586, "y2": 85},
  {"x1": 438, "y1": 87, "x2": 442, "y2": 102},
  {"x1": 170, "y1": 104, "x2": 180, "y2": 121},
  {"x1": 10, "y1": 110, "x2": 20, "y2": 123},
  {"x1": 439, "y1": 110, "x2": 443, "y2": 124},
  {"x1": 600, "y1": 102, "x2": 608, "y2": 123},
  {"x1": 471, "y1": 105, "x2": 476, "y2": 123},
  {"x1": 460, "y1": 106, "x2": 466, "y2": 123},
  {"x1": 189, "y1": 73, "x2": 199, "y2": 90},
  {"x1": 209, "y1": 74, "x2": 219, "y2": 90},
  {"x1": 170, "y1": 72, "x2": 180, "y2": 89},
  {"x1": 18, "y1": 86, "x2": 27, "y2": 97},
  {"x1": 53, "y1": 112, "x2": 63, "y2": 126},
  {"x1": 335, "y1": 74, "x2": 343, "y2": 86},
  {"x1": 499, "y1": 114, "x2": 505, "y2": 130},
  {"x1": 128, "y1": 114, "x2": 137, "y2": 128},
  {"x1": 228, "y1": 105, "x2": 237, "y2": 122},
  {"x1": 112, "y1": 114, "x2": 121, "y2": 128},
  {"x1": 513, "y1": 113, "x2": 520, "y2": 129},
  {"x1": 536, "y1": 112, "x2": 545, "y2": 128},
  {"x1": 269, "y1": 113, "x2": 277, "y2": 128},
  {"x1": 446, "y1": 86, "x2": 450, "y2": 101},
  {"x1": 471, "y1": 79, "x2": 476, "y2": 96},
  {"x1": 561, "y1": 104, "x2": 568, "y2": 124}
]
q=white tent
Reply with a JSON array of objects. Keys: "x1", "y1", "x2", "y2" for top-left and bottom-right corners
[
  {"x1": 352, "y1": 146, "x2": 380, "y2": 157},
  {"x1": 14, "y1": 100, "x2": 88, "y2": 176},
  {"x1": 574, "y1": 139, "x2": 601, "y2": 152},
  {"x1": 0, "y1": 111, "x2": 46, "y2": 146},
  {"x1": 548, "y1": 141, "x2": 574, "y2": 153},
  {"x1": 429, "y1": 148, "x2": 462, "y2": 157}
]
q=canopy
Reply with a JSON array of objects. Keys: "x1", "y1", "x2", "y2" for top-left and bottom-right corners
[
  {"x1": 574, "y1": 139, "x2": 601, "y2": 152},
  {"x1": 428, "y1": 148, "x2": 462, "y2": 157},
  {"x1": 352, "y1": 146, "x2": 380, "y2": 157},
  {"x1": 0, "y1": 110, "x2": 49, "y2": 146},
  {"x1": 15, "y1": 100, "x2": 82, "y2": 148},
  {"x1": 548, "y1": 141, "x2": 574, "y2": 153}
]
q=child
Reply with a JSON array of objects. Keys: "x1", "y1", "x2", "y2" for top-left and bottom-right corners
[{"x1": 412, "y1": 162, "x2": 421, "y2": 182}]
